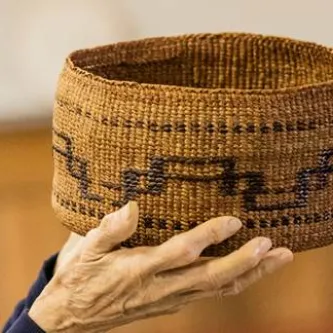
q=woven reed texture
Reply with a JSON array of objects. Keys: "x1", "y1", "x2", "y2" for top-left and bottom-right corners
[{"x1": 52, "y1": 33, "x2": 333, "y2": 256}]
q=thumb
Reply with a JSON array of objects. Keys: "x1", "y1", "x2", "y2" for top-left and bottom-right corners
[{"x1": 81, "y1": 201, "x2": 139, "y2": 260}]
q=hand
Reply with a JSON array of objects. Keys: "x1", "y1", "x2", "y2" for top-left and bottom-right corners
[{"x1": 29, "y1": 202, "x2": 293, "y2": 333}]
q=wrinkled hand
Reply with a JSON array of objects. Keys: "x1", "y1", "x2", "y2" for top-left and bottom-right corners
[{"x1": 29, "y1": 202, "x2": 293, "y2": 333}]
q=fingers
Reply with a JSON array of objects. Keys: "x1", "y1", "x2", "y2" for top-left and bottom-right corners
[
  {"x1": 159, "y1": 236, "x2": 272, "y2": 296},
  {"x1": 55, "y1": 233, "x2": 85, "y2": 273},
  {"x1": 81, "y1": 201, "x2": 139, "y2": 260},
  {"x1": 150, "y1": 216, "x2": 242, "y2": 272},
  {"x1": 124, "y1": 243, "x2": 292, "y2": 312},
  {"x1": 180, "y1": 247, "x2": 293, "y2": 303},
  {"x1": 200, "y1": 237, "x2": 272, "y2": 290},
  {"x1": 221, "y1": 247, "x2": 293, "y2": 296}
]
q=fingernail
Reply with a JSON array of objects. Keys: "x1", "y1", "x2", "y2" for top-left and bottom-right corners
[
  {"x1": 111, "y1": 201, "x2": 137, "y2": 220},
  {"x1": 227, "y1": 217, "x2": 242, "y2": 231},
  {"x1": 122, "y1": 201, "x2": 137, "y2": 216},
  {"x1": 127, "y1": 201, "x2": 137, "y2": 212},
  {"x1": 256, "y1": 237, "x2": 272, "y2": 255}
]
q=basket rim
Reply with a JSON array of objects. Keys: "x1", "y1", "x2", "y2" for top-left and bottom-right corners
[{"x1": 65, "y1": 32, "x2": 333, "y2": 96}]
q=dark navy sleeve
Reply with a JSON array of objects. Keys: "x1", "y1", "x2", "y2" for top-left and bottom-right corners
[{"x1": 2, "y1": 253, "x2": 58, "y2": 333}]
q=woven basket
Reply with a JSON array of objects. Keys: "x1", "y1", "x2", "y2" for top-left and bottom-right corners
[{"x1": 52, "y1": 33, "x2": 333, "y2": 255}]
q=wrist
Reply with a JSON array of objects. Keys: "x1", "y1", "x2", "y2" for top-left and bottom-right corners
[{"x1": 28, "y1": 284, "x2": 72, "y2": 332}]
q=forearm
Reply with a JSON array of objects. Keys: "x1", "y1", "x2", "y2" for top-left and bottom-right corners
[{"x1": 2, "y1": 254, "x2": 58, "y2": 333}]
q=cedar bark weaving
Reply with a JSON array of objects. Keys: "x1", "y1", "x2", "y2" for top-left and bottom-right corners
[{"x1": 52, "y1": 33, "x2": 333, "y2": 255}]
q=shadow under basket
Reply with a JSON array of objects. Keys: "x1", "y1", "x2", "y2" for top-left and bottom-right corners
[{"x1": 52, "y1": 32, "x2": 333, "y2": 256}]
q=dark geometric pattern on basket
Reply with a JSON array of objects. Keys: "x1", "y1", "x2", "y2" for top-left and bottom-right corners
[
  {"x1": 53, "y1": 130, "x2": 333, "y2": 212},
  {"x1": 56, "y1": 100, "x2": 327, "y2": 135},
  {"x1": 52, "y1": 190, "x2": 333, "y2": 230}
]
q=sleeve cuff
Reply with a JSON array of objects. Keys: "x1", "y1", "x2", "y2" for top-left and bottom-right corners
[
  {"x1": 2, "y1": 253, "x2": 58, "y2": 332},
  {"x1": 4, "y1": 309, "x2": 45, "y2": 333},
  {"x1": 25, "y1": 253, "x2": 59, "y2": 308}
]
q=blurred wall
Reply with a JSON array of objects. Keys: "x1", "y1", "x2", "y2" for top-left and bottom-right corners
[
  {"x1": 1, "y1": 0, "x2": 333, "y2": 122},
  {"x1": 0, "y1": 0, "x2": 138, "y2": 122}
]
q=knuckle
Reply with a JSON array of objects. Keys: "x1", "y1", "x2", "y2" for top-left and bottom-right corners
[
  {"x1": 232, "y1": 249, "x2": 259, "y2": 271},
  {"x1": 249, "y1": 255, "x2": 260, "y2": 268},
  {"x1": 244, "y1": 251, "x2": 261, "y2": 268},
  {"x1": 225, "y1": 280, "x2": 243, "y2": 296},
  {"x1": 85, "y1": 228, "x2": 99, "y2": 239},
  {"x1": 84, "y1": 229, "x2": 103, "y2": 247},
  {"x1": 262, "y1": 260, "x2": 278, "y2": 274},
  {"x1": 231, "y1": 280, "x2": 243, "y2": 295},
  {"x1": 176, "y1": 240, "x2": 199, "y2": 262},
  {"x1": 129, "y1": 256, "x2": 150, "y2": 278},
  {"x1": 206, "y1": 270, "x2": 222, "y2": 290},
  {"x1": 206, "y1": 224, "x2": 223, "y2": 244},
  {"x1": 252, "y1": 266, "x2": 265, "y2": 282}
]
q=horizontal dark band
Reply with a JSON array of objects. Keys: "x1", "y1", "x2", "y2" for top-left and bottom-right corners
[
  {"x1": 53, "y1": 191, "x2": 333, "y2": 230},
  {"x1": 56, "y1": 100, "x2": 331, "y2": 135}
]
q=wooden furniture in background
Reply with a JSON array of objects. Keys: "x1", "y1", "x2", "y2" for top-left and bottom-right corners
[{"x1": 1, "y1": 126, "x2": 333, "y2": 333}]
